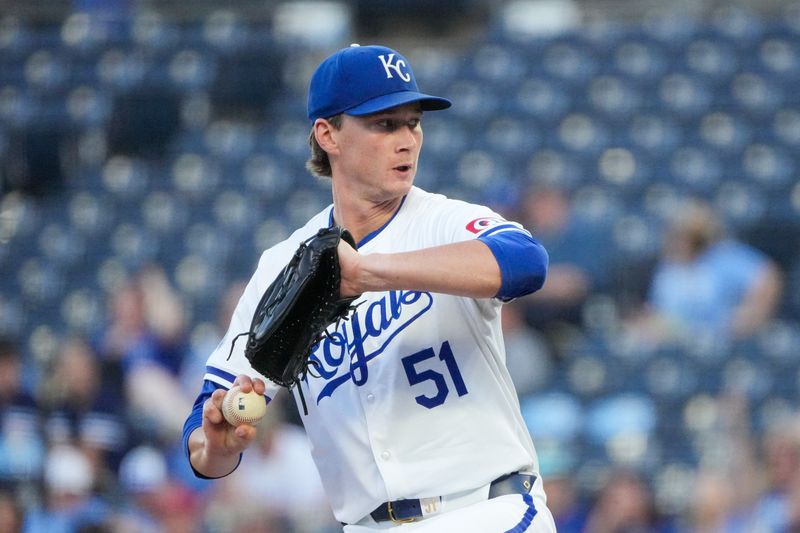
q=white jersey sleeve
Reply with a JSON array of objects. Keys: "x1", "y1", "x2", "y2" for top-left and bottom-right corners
[{"x1": 407, "y1": 189, "x2": 532, "y2": 248}]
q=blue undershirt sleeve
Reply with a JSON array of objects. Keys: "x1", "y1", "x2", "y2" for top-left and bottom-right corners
[
  {"x1": 478, "y1": 230, "x2": 549, "y2": 301},
  {"x1": 182, "y1": 379, "x2": 243, "y2": 479}
]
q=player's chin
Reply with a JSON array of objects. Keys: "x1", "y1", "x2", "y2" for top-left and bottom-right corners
[{"x1": 388, "y1": 168, "x2": 416, "y2": 191}]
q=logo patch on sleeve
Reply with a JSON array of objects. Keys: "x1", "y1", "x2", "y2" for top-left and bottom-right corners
[{"x1": 466, "y1": 217, "x2": 506, "y2": 234}]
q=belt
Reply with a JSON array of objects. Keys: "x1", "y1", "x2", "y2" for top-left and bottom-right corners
[{"x1": 369, "y1": 472, "x2": 536, "y2": 524}]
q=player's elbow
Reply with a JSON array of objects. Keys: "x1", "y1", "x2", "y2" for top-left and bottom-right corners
[
  {"x1": 514, "y1": 240, "x2": 548, "y2": 296},
  {"x1": 482, "y1": 232, "x2": 548, "y2": 300},
  {"x1": 531, "y1": 241, "x2": 549, "y2": 288}
]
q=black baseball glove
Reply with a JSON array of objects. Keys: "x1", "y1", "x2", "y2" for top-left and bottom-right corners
[{"x1": 229, "y1": 226, "x2": 359, "y2": 412}]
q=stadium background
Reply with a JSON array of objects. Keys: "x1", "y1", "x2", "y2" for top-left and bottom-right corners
[{"x1": 1, "y1": 0, "x2": 800, "y2": 531}]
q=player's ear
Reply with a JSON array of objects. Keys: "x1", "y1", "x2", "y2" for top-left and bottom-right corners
[{"x1": 313, "y1": 118, "x2": 340, "y2": 156}]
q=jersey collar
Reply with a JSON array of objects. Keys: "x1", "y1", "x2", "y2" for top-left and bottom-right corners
[{"x1": 328, "y1": 194, "x2": 408, "y2": 248}]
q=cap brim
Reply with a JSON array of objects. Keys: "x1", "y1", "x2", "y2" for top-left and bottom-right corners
[{"x1": 345, "y1": 91, "x2": 452, "y2": 116}]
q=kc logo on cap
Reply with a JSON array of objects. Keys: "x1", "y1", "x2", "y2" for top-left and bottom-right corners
[
  {"x1": 307, "y1": 44, "x2": 451, "y2": 122},
  {"x1": 378, "y1": 53, "x2": 412, "y2": 82}
]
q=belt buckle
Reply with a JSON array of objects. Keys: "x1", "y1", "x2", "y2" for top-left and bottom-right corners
[{"x1": 387, "y1": 502, "x2": 416, "y2": 524}]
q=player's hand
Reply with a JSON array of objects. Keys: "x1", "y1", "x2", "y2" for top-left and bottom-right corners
[
  {"x1": 337, "y1": 238, "x2": 363, "y2": 297},
  {"x1": 202, "y1": 375, "x2": 266, "y2": 455}
]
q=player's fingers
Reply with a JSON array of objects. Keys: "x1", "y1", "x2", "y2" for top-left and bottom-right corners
[
  {"x1": 233, "y1": 374, "x2": 254, "y2": 392},
  {"x1": 252, "y1": 377, "x2": 266, "y2": 395},
  {"x1": 221, "y1": 423, "x2": 258, "y2": 454},
  {"x1": 233, "y1": 423, "x2": 257, "y2": 441},
  {"x1": 203, "y1": 393, "x2": 225, "y2": 425},
  {"x1": 210, "y1": 388, "x2": 227, "y2": 406},
  {"x1": 208, "y1": 388, "x2": 229, "y2": 418},
  {"x1": 337, "y1": 240, "x2": 361, "y2": 297}
]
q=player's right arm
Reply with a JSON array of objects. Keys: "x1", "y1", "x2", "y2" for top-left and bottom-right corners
[
  {"x1": 185, "y1": 375, "x2": 264, "y2": 478},
  {"x1": 337, "y1": 228, "x2": 547, "y2": 300}
]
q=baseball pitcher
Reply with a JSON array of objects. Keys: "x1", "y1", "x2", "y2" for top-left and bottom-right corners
[{"x1": 183, "y1": 44, "x2": 556, "y2": 533}]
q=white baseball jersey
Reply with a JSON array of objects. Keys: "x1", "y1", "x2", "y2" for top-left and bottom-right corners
[{"x1": 205, "y1": 186, "x2": 542, "y2": 525}]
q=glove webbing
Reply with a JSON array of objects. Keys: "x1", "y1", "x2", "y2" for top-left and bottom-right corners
[{"x1": 226, "y1": 303, "x2": 359, "y2": 416}]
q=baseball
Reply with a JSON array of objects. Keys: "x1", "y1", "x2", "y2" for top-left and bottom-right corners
[{"x1": 221, "y1": 386, "x2": 267, "y2": 427}]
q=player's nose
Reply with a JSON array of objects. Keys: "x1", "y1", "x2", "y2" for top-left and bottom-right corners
[{"x1": 395, "y1": 124, "x2": 420, "y2": 152}]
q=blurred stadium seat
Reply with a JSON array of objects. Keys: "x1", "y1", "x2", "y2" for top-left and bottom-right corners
[
  {"x1": 140, "y1": 190, "x2": 190, "y2": 236},
  {"x1": 612, "y1": 38, "x2": 668, "y2": 81},
  {"x1": 586, "y1": 74, "x2": 642, "y2": 119},
  {"x1": 520, "y1": 391, "x2": 585, "y2": 443},
  {"x1": 169, "y1": 152, "x2": 221, "y2": 201},
  {"x1": 514, "y1": 77, "x2": 571, "y2": 122},
  {"x1": 542, "y1": 39, "x2": 598, "y2": 85}
]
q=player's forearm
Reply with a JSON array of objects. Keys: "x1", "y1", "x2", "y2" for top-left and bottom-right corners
[
  {"x1": 358, "y1": 240, "x2": 502, "y2": 298},
  {"x1": 187, "y1": 427, "x2": 242, "y2": 478}
]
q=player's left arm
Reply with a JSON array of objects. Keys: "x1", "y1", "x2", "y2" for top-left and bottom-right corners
[{"x1": 338, "y1": 232, "x2": 548, "y2": 300}]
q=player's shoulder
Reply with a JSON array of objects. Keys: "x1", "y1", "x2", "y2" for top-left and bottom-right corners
[
  {"x1": 407, "y1": 187, "x2": 530, "y2": 240},
  {"x1": 406, "y1": 186, "x2": 491, "y2": 215}
]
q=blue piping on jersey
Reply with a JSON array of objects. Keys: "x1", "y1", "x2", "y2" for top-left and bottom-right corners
[
  {"x1": 205, "y1": 365, "x2": 238, "y2": 385},
  {"x1": 503, "y1": 493, "x2": 538, "y2": 533},
  {"x1": 327, "y1": 195, "x2": 408, "y2": 248},
  {"x1": 478, "y1": 223, "x2": 529, "y2": 239}
]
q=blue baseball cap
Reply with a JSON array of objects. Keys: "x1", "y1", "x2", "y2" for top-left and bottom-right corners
[{"x1": 307, "y1": 44, "x2": 452, "y2": 121}]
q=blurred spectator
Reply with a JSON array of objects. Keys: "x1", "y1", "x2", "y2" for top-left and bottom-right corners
[
  {"x1": 679, "y1": 395, "x2": 775, "y2": 533},
  {"x1": 751, "y1": 424, "x2": 800, "y2": 532},
  {"x1": 112, "y1": 444, "x2": 202, "y2": 533},
  {"x1": 517, "y1": 184, "x2": 615, "y2": 349},
  {"x1": 38, "y1": 337, "x2": 129, "y2": 486},
  {"x1": 112, "y1": 445, "x2": 165, "y2": 533},
  {"x1": 681, "y1": 467, "x2": 779, "y2": 533},
  {"x1": 501, "y1": 300, "x2": 554, "y2": 397},
  {"x1": 538, "y1": 444, "x2": 587, "y2": 533},
  {"x1": 631, "y1": 200, "x2": 782, "y2": 348},
  {"x1": 97, "y1": 265, "x2": 186, "y2": 374},
  {"x1": 546, "y1": 473, "x2": 588, "y2": 533},
  {"x1": 0, "y1": 488, "x2": 23, "y2": 533},
  {"x1": 204, "y1": 395, "x2": 338, "y2": 533},
  {"x1": 583, "y1": 469, "x2": 669, "y2": 533},
  {"x1": 0, "y1": 338, "x2": 45, "y2": 484},
  {"x1": 786, "y1": 465, "x2": 800, "y2": 532},
  {"x1": 682, "y1": 470, "x2": 736, "y2": 533},
  {"x1": 23, "y1": 445, "x2": 112, "y2": 533},
  {"x1": 94, "y1": 266, "x2": 192, "y2": 440}
]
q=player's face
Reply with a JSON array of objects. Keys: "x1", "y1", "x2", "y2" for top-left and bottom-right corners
[{"x1": 334, "y1": 103, "x2": 423, "y2": 201}]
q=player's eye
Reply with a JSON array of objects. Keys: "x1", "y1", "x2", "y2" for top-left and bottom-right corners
[
  {"x1": 376, "y1": 119, "x2": 397, "y2": 130},
  {"x1": 374, "y1": 117, "x2": 421, "y2": 131}
]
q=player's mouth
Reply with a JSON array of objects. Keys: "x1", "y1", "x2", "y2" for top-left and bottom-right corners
[{"x1": 393, "y1": 164, "x2": 413, "y2": 173}]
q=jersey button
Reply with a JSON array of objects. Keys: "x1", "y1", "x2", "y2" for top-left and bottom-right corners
[
  {"x1": 366, "y1": 393, "x2": 375, "y2": 403},
  {"x1": 380, "y1": 450, "x2": 391, "y2": 461}
]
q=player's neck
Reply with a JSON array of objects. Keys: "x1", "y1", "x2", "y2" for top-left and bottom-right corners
[{"x1": 331, "y1": 184, "x2": 405, "y2": 243}]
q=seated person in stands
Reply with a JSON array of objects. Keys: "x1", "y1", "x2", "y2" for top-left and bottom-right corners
[
  {"x1": 517, "y1": 184, "x2": 614, "y2": 340},
  {"x1": 634, "y1": 199, "x2": 782, "y2": 345}
]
